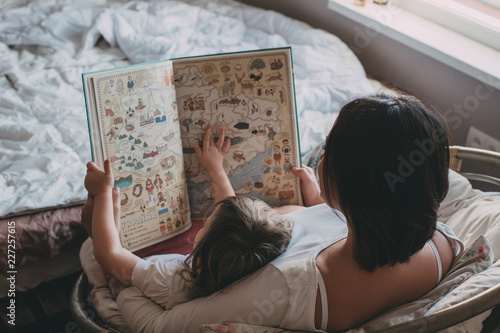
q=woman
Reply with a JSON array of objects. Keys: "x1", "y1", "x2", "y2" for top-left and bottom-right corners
[
  {"x1": 91, "y1": 93, "x2": 462, "y2": 332},
  {"x1": 283, "y1": 93, "x2": 459, "y2": 331}
]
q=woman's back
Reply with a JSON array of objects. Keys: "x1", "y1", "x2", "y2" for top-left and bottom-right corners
[
  {"x1": 315, "y1": 225, "x2": 456, "y2": 332},
  {"x1": 310, "y1": 93, "x2": 455, "y2": 332}
]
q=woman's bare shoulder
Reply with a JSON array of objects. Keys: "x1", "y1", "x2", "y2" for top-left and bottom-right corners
[{"x1": 316, "y1": 233, "x2": 454, "y2": 332}]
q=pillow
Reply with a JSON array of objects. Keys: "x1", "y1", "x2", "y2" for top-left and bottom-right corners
[
  {"x1": 438, "y1": 170, "x2": 500, "y2": 262},
  {"x1": 422, "y1": 236, "x2": 499, "y2": 333},
  {"x1": 424, "y1": 261, "x2": 500, "y2": 333}
]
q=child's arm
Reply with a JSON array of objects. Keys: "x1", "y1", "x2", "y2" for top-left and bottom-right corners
[
  {"x1": 80, "y1": 193, "x2": 94, "y2": 237},
  {"x1": 193, "y1": 124, "x2": 234, "y2": 203},
  {"x1": 85, "y1": 160, "x2": 140, "y2": 285},
  {"x1": 81, "y1": 188, "x2": 121, "y2": 238}
]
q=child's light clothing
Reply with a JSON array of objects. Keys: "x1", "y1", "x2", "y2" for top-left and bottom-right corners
[{"x1": 132, "y1": 254, "x2": 191, "y2": 310}]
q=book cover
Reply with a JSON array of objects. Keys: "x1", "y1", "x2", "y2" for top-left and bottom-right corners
[{"x1": 83, "y1": 47, "x2": 302, "y2": 252}]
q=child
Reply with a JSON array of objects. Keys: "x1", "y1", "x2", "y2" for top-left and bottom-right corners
[{"x1": 84, "y1": 125, "x2": 292, "y2": 308}]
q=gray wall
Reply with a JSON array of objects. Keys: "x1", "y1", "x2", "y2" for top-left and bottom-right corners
[{"x1": 240, "y1": 0, "x2": 500, "y2": 186}]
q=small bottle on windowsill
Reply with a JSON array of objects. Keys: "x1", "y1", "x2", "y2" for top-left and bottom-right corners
[
  {"x1": 373, "y1": 0, "x2": 389, "y2": 4},
  {"x1": 354, "y1": 0, "x2": 367, "y2": 6}
]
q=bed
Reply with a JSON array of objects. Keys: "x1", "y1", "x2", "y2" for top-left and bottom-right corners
[
  {"x1": 1, "y1": 0, "x2": 499, "y2": 332},
  {"x1": 0, "y1": 0, "x2": 374, "y2": 296}
]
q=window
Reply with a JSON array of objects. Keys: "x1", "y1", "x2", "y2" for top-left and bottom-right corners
[
  {"x1": 465, "y1": 0, "x2": 500, "y2": 16},
  {"x1": 401, "y1": 0, "x2": 500, "y2": 51}
]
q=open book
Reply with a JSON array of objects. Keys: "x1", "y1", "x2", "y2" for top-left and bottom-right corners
[{"x1": 83, "y1": 48, "x2": 302, "y2": 252}]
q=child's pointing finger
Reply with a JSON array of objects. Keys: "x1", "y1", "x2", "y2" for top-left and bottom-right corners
[
  {"x1": 204, "y1": 125, "x2": 212, "y2": 147},
  {"x1": 104, "y1": 159, "x2": 113, "y2": 175}
]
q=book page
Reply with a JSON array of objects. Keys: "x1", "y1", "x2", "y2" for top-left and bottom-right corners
[
  {"x1": 89, "y1": 61, "x2": 191, "y2": 252},
  {"x1": 173, "y1": 48, "x2": 302, "y2": 218}
]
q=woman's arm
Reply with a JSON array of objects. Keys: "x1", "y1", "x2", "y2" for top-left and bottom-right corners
[
  {"x1": 85, "y1": 160, "x2": 139, "y2": 285},
  {"x1": 193, "y1": 124, "x2": 234, "y2": 202}
]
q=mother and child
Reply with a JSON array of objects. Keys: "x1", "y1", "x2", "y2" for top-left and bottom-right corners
[{"x1": 82, "y1": 93, "x2": 463, "y2": 332}]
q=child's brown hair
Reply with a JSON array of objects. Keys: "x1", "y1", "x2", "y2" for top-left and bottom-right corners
[{"x1": 183, "y1": 196, "x2": 293, "y2": 296}]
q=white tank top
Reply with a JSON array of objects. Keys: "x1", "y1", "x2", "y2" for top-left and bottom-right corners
[{"x1": 272, "y1": 204, "x2": 348, "y2": 331}]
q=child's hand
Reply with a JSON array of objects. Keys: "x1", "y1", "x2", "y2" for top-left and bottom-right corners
[
  {"x1": 85, "y1": 159, "x2": 114, "y2": 197},
  {"x1": 106, "y1": 274, "x2": 129, "y2": 299},
  {"x1": 194, "y1": 124, "x2": 230, "y2": 175},
  {"x1": 291, "y1": 166, "x2": 324, "y2": 207}
]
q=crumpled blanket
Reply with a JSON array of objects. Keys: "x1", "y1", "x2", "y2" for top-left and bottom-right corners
[
  {"x1": 0, "y1": 0, "x2": 374, "y2": 217},
  {"x1": 0, "y1": 204, "x2": 86, "y2": 271}
]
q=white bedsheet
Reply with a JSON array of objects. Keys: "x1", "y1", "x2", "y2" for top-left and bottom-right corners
[{"x1": 0, "y1": 0, "x2": 374, "y2": 217}]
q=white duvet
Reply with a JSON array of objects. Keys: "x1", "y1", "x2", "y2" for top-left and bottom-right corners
[{"x1": 0, "y1": 0, "x2": 374, "y2": 217}]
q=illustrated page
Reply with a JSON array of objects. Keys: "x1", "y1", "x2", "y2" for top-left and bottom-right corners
[
  {"x1": 173, "y1": 49, "x2": 301, "y2": 218},
  {"x1": 91, "y1": 61, "x2": 191, "y2": 251}
]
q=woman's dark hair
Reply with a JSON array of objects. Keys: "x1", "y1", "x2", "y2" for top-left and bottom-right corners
[
  {"x1": 322, "y1": 93, "x2": 450, "y2": 271},
  {"x1": 183, "y1": 196, "x2": 293, "y2": 296}
]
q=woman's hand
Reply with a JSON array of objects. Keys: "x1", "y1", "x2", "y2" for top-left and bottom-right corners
[
  {"x1": 291, "y1": 166, "x2": 324, "y2": 207},
  {"x1": 85, "y1": 159, "x2": 114, "y2": 198},
  {"x1": 194, "y1": 124, "x2": 230, "y2": 175}
]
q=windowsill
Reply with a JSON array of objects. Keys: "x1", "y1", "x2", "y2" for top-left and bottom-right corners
[{"x1": 328, "y1": 0, "x2": 500, "y2": 91}]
